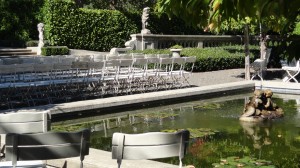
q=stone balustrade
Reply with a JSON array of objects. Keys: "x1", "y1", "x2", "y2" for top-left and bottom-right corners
[
  {"x1": 125, "y1": 34, "x2": 300, "y2": 50},
  {"x1": 125, "y1": 34, "x2": 245, "y2": 50}
]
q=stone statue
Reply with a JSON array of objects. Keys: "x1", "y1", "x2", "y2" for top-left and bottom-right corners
[
  {"x1": 37, "y1": 23, "x2": 44, "y2": 55},
  {"x1": 141, "y1": 7, "x2": 151, "y2": 34},
  {"x1": 240, "y1": 89, "x2": 284, "y2": 122}
]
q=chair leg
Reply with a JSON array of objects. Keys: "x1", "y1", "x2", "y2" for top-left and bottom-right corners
[{"x1": 286, "y1": 70, "x2": 299, "y2": 83}]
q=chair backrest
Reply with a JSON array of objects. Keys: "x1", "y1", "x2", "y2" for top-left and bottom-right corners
[
  {"x1": 0, "y1": 111, "x2": 51, "y2": 157},
  {"x1": 93, "y1": 54, "x2": 106, "y2": 62},
  {"x1": 132, "y1": 53, "x2": 145, "y2": 58},
  {"x1": 184, "y1": 56, "x2": 196, "y2": 72},
  {"x1": 112, "y1": 130, "x2": 190, "y2": 168},
  {"x1": 0, "y1": 111, "x2": 51, "y2": 134},
  {"x1": 5, "y1": 129, "x2": 90, "y2": 168}
]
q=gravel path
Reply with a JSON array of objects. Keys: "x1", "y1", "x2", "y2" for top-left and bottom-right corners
[{"x1": 189, "y1": 68, "x2": 286, "y2": 87}]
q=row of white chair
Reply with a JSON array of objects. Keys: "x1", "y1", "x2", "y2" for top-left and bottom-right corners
[
  {"x1": 0, "y1": 56, "x2": 196, "y2": 109},
  {"x1": 0, "y1": 53, "x2": 173, "y2": 65},
  {"x1": 0, "y1": 111, "x2": 189, "y2": 168}
]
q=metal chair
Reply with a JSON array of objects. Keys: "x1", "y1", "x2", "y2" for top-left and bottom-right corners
[
  {"x1": 131, "y1": 58, "x2": 148, "y2": 93},
  {"x1": 182, "y1": 56, "x2": 196, "y2": 87},
  {"x1": 144, "y1": 56, "x2": 160, "y2": 91},
  {"x1": 0, "y1": 111, "x2": 51, "y2": 157},
  {"x1": 1, "y1": 129, "x2": 90, "y2": 168},
  {"x1": 282, "y1": 59, "x2": 300, "y2": 83},
  {"x1": 250, "y1": 48, "x2": 272, "y2": 81},
  {"x1": 171, "y1": 57, "x2": 185, "y2": 88},
  {"x1": 112, "y1": 130, "x2": 190, "y2": 168},
  {"x1": 157, "y1": 58, "x2": 173, "y2": 90}
]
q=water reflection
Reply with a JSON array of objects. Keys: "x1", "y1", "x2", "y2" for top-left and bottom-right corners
[
  {"x1": 53, "y1": 94, "x2": 300, "y2": 167},
  {"x1": 239, "y1": 121, "x2": 273, "y2": 159}
]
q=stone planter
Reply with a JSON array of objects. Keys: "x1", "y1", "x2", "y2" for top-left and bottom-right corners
[{"x1": 170, "y1": 49, "x2": 182, "y2": 58}]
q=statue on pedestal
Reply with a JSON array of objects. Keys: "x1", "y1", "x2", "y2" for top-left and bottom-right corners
[
  {"x1": 37, "y1": 23, "x2": 44, "y2": 55},
  {"x1": 141, "y1": 7, "x2": 151, "y2": 34},
  {"x1": 240, "y1": 89, "x2": 284, "y2": 122}
]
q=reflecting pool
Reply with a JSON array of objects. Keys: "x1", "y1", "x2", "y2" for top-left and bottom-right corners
[{"x1": 53, "y1": 93, "x2": 300, "y2": 167}]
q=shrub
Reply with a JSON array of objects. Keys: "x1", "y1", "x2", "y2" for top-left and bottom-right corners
[
  {"x1": 43, "y1": 0, "x2": 138, "y2": 51},
  {"x1": 170, "y1": 44, "x2": 183, "y2": 49},
  {"x1": 41, "y1": 46, "x2": 69, "y2": 56},
  {"x1": 181, "y1": 48, "x2": 256, "y2": 72}
]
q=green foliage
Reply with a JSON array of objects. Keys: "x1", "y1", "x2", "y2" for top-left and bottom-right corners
[
  {"x1": 148, "y1": 12, "x2": 204, "y2": 35},
  {"x1": 41, "y1": 46, "x2": 69, "y2": 56},
  {"x1": 212, "y1": 156, "x2": 275, "y2": 167},
  {"x1": 162, "y1": 128, "x2": 219, "y2": 138},
  {"x1": 0, "y1": 0, "x2": 44, "y2": 45},
  {"x1": 43, "y1": 0, "x2": 138, "y2": 51},
  {"x1": 181, "y1": 47, "x2": 257, "y2": 72},
  {"x1": 293, "y1": 22, "x2": 300, "y2": 35},
  {"x1": 157, "y1": 0, "x2": 300, "y2": 35},
  {"x1": 170, "y1": 44, "x2": 183, "y2": 49},
  {"x1": 74, "y1": 0, "x2": 157, "y2": 12}
]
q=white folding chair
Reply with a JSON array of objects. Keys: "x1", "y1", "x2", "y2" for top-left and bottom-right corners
[
  {"x1": 282, "y1": 59, "x2": 300, "y2": 83},
  {"x1": 171, "y1": 57, "x2": 185, "y2": 88},
  {"x1": 118, "y1": 59, "x2": 134, "y2": 94},
  {"x1": 182, "y1": 56, "x2": 196, "y2": 87},
  {"x1": 157, "y1": 58, "x2": 173, "y2": 90},
  {"x1": 131, "y1": 58, "x2": 148, "y2": 93},
  {"x1": 131, "y1": 53, "x2": 145, "y2": 59},
  {"x1": 112, "y1": 130, "x2": 190, "y2": 168},
  {"x1": 251, "y1": 48, "x2": 272, "y2": 81},
  {"x1": 1, "y1": 129, "x2": 90, "y2": 168},
  {"x1": 93, "y1": 54, "x2": 106, "y2": 62},
  {"x1": 144, "y1": 56, "x2": 160, "y2": 91},
  {"x1": 0, "y1": 111, "x2": 51, "y2": 157}
]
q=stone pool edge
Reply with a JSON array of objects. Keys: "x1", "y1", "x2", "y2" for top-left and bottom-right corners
[{"x1": 44, "y1": 80, "x2": 255, "y2": 116}]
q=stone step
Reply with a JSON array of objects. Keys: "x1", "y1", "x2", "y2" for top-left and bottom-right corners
[{"x1": 0, "y1": 48, "x2": 36, "y2": 56}]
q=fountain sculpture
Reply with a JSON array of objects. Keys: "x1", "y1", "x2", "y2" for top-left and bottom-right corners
[
  {"x1": 37, "y1": 23, "x2": 44, "y2": 55},
  {"x1": 141, "y1": 7, "x2": 151, "y2": 34},
  {"x1": 240, "y1": 89, "x2": 284, "y2": 122}
]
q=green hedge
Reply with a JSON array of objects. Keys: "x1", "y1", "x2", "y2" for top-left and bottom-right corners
[
  {"x1": 182, "y1": 48, "x2": 256, "y2": 72},
  {"x1": 41, "y1": 46, "x2": 69, "y2": 56},
  {"x1": 44, "y1": 0, "x2": 138, "y2": 51},
  {"x1": 131, "y1": 46, "x2": 259, "y2": 72}
]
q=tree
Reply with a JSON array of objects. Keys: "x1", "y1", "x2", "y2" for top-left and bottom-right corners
[{"x1": 156, "y1": 0, "x2": 300, "y2": 79}]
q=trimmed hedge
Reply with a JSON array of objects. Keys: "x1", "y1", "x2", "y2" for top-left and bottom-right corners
[
  {"x1": 182, "y1": 48, "x2": 256, "y2": 72},
  {"x1": 131, "y1": 46, "x2": 259, "y2": 72},
  {"x1": 44, "y1": 0, "x2": 138, "y2": 51},
  {"x1": 41, "y1": 46, "x2": 69, "y2": 56}
]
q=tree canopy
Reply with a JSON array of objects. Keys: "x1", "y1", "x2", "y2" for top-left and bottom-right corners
[{"x1": 156, "y1": 0, "x2": 300, "y2": 35}]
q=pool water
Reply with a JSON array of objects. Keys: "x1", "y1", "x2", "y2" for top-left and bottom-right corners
[{"x1": 53, "y1": 93, "x2": 300, "y2": 167}]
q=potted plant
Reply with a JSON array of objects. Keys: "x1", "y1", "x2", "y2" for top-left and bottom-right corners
[{"x1": 170, "y1": 44, "x2": 183, "y2": 58}]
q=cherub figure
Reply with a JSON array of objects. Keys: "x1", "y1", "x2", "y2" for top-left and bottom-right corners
[
  {"x1": 261, "y1": 89, "x2": 284, "y2": 118},
  {"x1": 242, "y1": 90, "x2": 264, "y2": 117},
  {"x1": 252, "y1": 90, "x2": 264, "y2": 115}
]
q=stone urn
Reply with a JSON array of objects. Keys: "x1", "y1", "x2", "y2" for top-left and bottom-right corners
[{"x1": 170, "y1": 48, "x2": 182, "y2": 58}]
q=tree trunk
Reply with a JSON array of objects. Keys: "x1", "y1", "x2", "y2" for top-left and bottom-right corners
[{"x1": 244, "y1": 24, "x2": 250, "y2": 80}]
